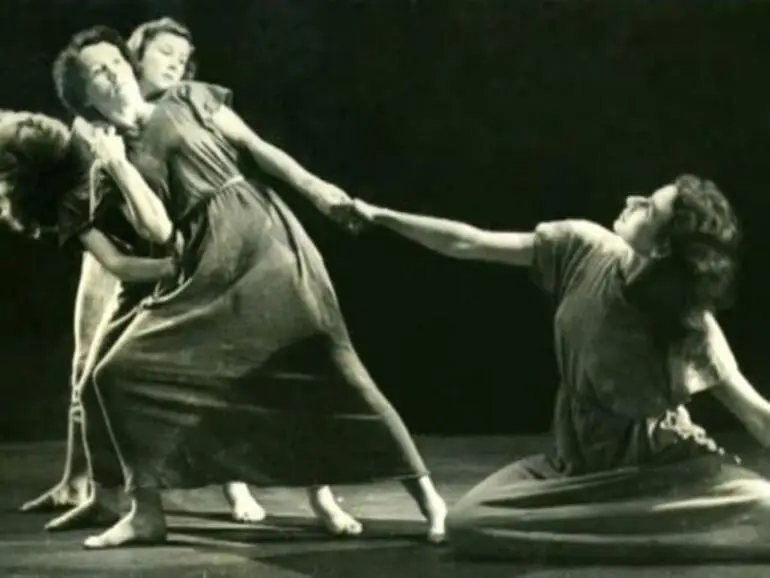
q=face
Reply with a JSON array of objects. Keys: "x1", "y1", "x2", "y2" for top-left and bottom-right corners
[
  {"x1": 137, "y1": 32, "x2": 191, "y2": 97},
  {"x1": 79, "y1": 42, "x2": 143, "y2": 116},
  {"x1": 612, "y1": 183, "x2": 678, "y2": 255}
]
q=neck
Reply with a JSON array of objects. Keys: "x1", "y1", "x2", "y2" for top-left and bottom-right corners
[
  {"x1": 618, "y1": 240, "x2": 657, "y2": 284},
  {"x1": 104, "y1": 100, "x2": 152, "y2": 131}
]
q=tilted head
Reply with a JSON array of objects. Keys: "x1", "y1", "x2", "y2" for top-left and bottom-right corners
[
  {"x1": 53, "y1": 26, "x2": 144, "y2": 122},
  {"x1": 619, "y1": 174, "x2": 742, "y2": 344},
  {"x1": 0, "y1": 112, "x2": 80, "y2": 238},
  {"x1": 127, "y1": 17, "x2": 196, "y2": 98}
]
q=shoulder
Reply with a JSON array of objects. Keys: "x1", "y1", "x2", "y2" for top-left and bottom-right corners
[
  {"x1": 162, "y1": 81, "x2": 233, "y2": 108},
  {"x1": 535, "y1": 219, "x2": 621, "y2": 252}
]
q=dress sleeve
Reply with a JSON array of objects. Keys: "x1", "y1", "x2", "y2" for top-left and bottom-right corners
[
  {"x1": 168, "y1": 81, "x2": 233, "y2": 130},
  {"x1": 56, "y1": 131, "x2": 119, "y2": 251},
  {"x1": 531, "y1": 219, "x2": 609, "y2": 302}
]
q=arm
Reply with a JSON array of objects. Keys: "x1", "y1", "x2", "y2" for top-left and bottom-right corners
[
  {"x1": 357, "y1": 201, "x2": 536, "y2": 266},
  {"x1": 211, "y1": 107, "x2": 344, "y2": 210},
  {"x1": 73, "y1": 120, "x2": 173, "y2": 244},
  {"x1": 101, "y1": 158, "x2": 173, "y2": 245},
  {"x1": 694, "y1": 313, "x2": 770, "y2": 447},
  {"x1": 711, "y1": 371, "x2": 770, "y2": 448},
  {"x1": 80, "y1": 229, "x2": 177, "y2": 283}
]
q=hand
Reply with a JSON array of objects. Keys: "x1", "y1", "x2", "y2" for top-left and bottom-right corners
[
  {"x1": 313, "y1": 182, "x2": 352, "y2": 214},
  {"x1": 76, "y1": 121, "x2": 126, "y2": 164},
  {"x1": 350, "y1": 199, "x2": 380, "y2": 222}
]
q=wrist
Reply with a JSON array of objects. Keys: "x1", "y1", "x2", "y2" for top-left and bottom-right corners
[{"x1": 370, "y1": 206, "x2": 390, "y2": 223}]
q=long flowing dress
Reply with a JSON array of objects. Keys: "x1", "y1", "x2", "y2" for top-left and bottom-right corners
[
  {"x1": 58, "y1": 134, "x2": 165, "y2": 481},
  {"x1": 64, "y1": 81, "x2": 427, "y2": 492},
  {"x1": 447, "y1": 219, "x2": 770, "y2": 563}
]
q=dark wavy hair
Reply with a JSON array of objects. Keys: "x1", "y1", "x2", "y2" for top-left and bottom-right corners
[
  {"x1": 625, "y1": 174, "x2": 742, "y2": 349},
  {"x1": 52, "y1": 26, "x2": 138, "y2": 120},
  {"x1": 0, "y1": 112, "x2": 81, "y2": 238},
  {"x1": 127, "y1": 17, "x2": 197, "y2": 84}
]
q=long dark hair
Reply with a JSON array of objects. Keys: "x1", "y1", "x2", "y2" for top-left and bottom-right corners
[
  {"x1": 0, "y1": 112, "x2": 81, "y2": 237},
  {"x1": 624, "y1": 174, "x2": 741, "y2": 350}
]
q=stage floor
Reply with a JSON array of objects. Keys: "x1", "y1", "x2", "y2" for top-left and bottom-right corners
[{"x1": 1, "y1": 435, "x2": 769, "y2": 577}]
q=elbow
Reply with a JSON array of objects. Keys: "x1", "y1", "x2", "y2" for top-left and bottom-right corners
[
  {"x1": 445, "y1": 229, "x2": 487, "y2": 260},
  {"x1": 144, "y1": 218, "x2": 174, "y2": 246},
  {"x1": 148, "y1": 226, "x2": 173, "y2": 246},
  {"x1": 445, "y1": 240, "x2": 480, "y2": 260}
]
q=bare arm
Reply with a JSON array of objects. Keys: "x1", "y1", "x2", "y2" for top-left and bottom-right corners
[
  {"x1": 357, "y1": 201, "x2": 536, "y2": 266},
  {"x1": 697, "y1": 314, "x2": 770, "y2": 447},
  {"x1": 80, "y1": 229, "x2": 177, "y2": 283},
  {"x1": 102, "y1": 159, "x2": 173, "y2": 244},
  {"x1": 211, "y1": 106, "x2": 344, "y2": 210},
  {"x1": 73, "y1": 119, "x2": 173, "y2": 244}
]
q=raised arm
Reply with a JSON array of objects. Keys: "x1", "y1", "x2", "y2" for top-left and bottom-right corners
[
  {"x1": 73, "y1": 119, "x2": 173, "y2": 244},
  {"x1": 79, "y1": 229, "x2": 177, "y2": 283},
  {"x1": 352, "y1": 199, "x2": 536, "y2": 266}
]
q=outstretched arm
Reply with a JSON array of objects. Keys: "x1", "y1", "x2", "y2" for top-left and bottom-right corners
[
  {"x1": 211, "y1": 107, "x2": 347, "y2": 213},
  {"x1": 353, "y1": 200, "x2": 536, "y2": 266},
  {"x1": 80, "y1": 229, "x2": 177, "y2": 283}
]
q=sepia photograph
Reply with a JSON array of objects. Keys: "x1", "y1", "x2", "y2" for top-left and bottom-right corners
[{"x1": 0, "y1": 0, "x2": 768, "y2": 576}]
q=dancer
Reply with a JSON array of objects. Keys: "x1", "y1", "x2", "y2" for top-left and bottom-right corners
[
  {"x1": 350, "y1": 177, "x2": 770, "y2": 561},
  {"x1": 20, "y1": 17, "x2": 268, "y2": 527},
  {"x1": 47, "y1": 25, "x2": 446, "y2": 549}
]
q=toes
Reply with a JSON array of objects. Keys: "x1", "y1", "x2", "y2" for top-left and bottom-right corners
[{"x1": 232, "y1": 506, "x2": 267, "y2": 524}]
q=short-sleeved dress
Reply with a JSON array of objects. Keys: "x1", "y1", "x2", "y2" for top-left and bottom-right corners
[
  {"x1": 447, "y1": 220, "x2": 770, "y2": 562},
  {"x1": 75, "y1": 81, "x2": 427, "y2": 491}
]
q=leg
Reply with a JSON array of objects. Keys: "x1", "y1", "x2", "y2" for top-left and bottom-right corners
[
  {"x1": 78, "y1": 324, "x2": 169, "y2": 549},
  {"x1": 329, "y1": 343, "x2": 447, "y2": 543},
  {"x1": 222, "y1": 482, "x2": 267, "y2": 523},
  {"x1": 308, "y1": 485, "x2": 363, "y2": 536},
  {"x1": 83, "y1": 487, "x2": 166, "y2": 549},
  {"x1": 20, "y1": 402, "x2": 91, "y2": 512},
  {"x1": 44, "y1": 405, "x2": 122, "y2": 532},
  {"x1": 22, "y1": 258, "x2": 119, "y2": 513}
]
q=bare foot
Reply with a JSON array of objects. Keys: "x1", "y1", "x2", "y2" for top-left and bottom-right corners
[
  {"x1": 20, "y1": 475, "x2": 91, "y2": 512},
  {"x1": 223, "y1": 482, "x2": 267, "y2": 523},
  {"x1": 402, "y1": 476, "x2": 448, "y2": 544},
  {"x1": 83, "y1": 492, "x2": 166, "y2": 549},
  {"x1": 308, "y1": 486, "x2": 363, "y2": 537},
  {"x1": 44, "y1": 489, "x2": 120, "y2": 532},
  {"x1": 424, "y1": 496, "x2": 448, "y2": 545}
]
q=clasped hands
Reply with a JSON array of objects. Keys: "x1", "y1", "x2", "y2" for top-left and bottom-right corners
[
  {"x1": 72, "y1": 118, "x2": 126, "y2": 165},
  {"x1": 313, "y1": 182, "x2": 380, "y2": 235}
]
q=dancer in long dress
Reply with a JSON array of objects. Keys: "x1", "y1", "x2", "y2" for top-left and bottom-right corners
[
  {"x1": 46, "y1": 25, "x2": 446, "y2": 549},
  {"x1": 350, "y1": 177, "x2": 770, "y2": 561},
  {"x1": 19, "y1": 17, "x2": 268, "y2": 528}
]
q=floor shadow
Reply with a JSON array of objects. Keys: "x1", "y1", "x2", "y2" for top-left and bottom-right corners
[
  {"x1": 173, "y1": 514, "x2": 426, "y2": 544},
  {"x1": 261, "y1": 543, "x2": 544, "y2": 578}
]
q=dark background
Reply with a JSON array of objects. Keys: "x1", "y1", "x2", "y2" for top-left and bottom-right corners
[{"x1": 0, "y1": 0, "x2": 767, "y2": 441}]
